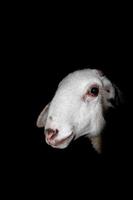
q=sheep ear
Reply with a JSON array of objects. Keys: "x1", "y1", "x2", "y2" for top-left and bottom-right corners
[
  {"x1": 90, "y1": 135, "x2": 102, "y2": 154},
  {"x1": 36, "y1": 104, "x2": 50, "y2": 128}
]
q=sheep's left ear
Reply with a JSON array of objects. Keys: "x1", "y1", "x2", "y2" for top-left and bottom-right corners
[{"x1": 36, "y1": 104, "x2": 50, "y2": 128}]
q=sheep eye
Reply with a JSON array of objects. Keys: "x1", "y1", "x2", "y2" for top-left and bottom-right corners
[{"x1": 90, "y1": 87, "x2": 99, "y2": 96}]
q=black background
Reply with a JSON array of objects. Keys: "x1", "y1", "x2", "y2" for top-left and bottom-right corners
[
  {"x1": 29, "y1": 55, "x2": 132, "y2": 189},
  {"x1": 27, "y1": 60, "x2": 132, "y2": 197},
  {"x1": 22, "y1": 27, "x2": 132, "y2": 189},
  {"x1": 5, "y1": 9, "x2": 133, "y2": 197}
]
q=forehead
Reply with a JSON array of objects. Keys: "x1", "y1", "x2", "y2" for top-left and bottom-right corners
[{"x1": 58, "y1": 69, "x2": 101, "y2": 91}]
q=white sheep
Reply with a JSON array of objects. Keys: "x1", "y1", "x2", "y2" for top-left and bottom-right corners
[{"x1": 37, "y1": 68, "x2": 121, "y2": 153}]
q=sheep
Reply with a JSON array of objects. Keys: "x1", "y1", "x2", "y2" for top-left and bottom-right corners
[{"x1": 36, "y1": 68, "x2": 121, "y2": 153}]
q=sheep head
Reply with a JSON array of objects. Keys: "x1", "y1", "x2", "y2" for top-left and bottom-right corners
[{"x1": 37, "y1": 69, "x2": 121, "y2": 153}]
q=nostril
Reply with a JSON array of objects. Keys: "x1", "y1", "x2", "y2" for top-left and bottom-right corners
[
  {"x1": 46, "y1": 128, "x2": 54, "y2": 135},
  {"x1": 45, "y1": 128, "x2": 59, "y2": 140},
  {"x1": 55, "y1": 129, "x2": 59, "y2": 134}
]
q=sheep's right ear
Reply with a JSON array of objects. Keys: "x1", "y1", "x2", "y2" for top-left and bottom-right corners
[{"x1": 36, "y1": 104, "x2": 50, "y2": 128}]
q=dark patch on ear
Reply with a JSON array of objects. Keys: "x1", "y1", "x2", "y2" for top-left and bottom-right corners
[{"x1": 113, "y1": 85, "x2": 123, "y2": 106}]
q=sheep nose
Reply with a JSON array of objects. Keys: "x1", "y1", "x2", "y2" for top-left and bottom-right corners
[{"x1": 45, "y1": 128, "x2": 59, "y2": 140}]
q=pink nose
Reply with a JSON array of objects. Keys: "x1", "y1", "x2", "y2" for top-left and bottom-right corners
[{"x1": 45, "y1": 128, "x2": 59, "y2": 140}]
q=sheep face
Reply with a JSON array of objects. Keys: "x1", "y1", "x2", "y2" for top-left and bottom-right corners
[{"x1": 37, "y1": 69, "x2": 118, "y2": 150}]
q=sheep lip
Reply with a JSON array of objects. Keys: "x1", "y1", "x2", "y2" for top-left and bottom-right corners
[{"x1": 52, "y1": 132, "x2": 74, "y2": 146}]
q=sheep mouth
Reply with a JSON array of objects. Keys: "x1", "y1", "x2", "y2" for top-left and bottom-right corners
[{"x1": 49, "y1": 132, "x2": 74, "y2": 148}]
